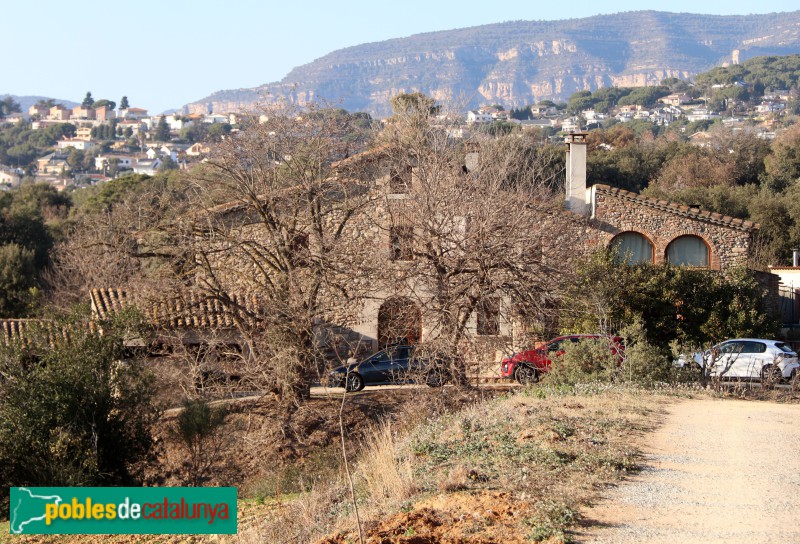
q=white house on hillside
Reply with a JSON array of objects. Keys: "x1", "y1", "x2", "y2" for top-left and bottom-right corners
[
  {"x1": 133, "y1": 158, "x2": 161, "y2": 175},
  {"x1": 57, "y1": 139, "x2": 96, "y2": 151},
  {"x1": 466, "y1": 111, "x2": 493, "y2": 124}
]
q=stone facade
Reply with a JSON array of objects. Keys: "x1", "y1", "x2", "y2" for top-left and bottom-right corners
[
  {"x1": 117, "y1": 137, "x2": 777, "y2": 377},
  {"x1": 589, "y1": 184, "x2": 758, "y2": 271},
  {"x1": 333, "y1": 145, "x2": 772, "y2": 373}
]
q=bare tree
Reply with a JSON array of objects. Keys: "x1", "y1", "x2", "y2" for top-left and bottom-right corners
[
  {"x1": 175, "y1": 103, "x2": 380, "y2": 401},
  {"x1": 372, "y1": 96, "x2": 567, "y2": 381},
  {"x1": 45, "y1": 173, "x2": 193, "y2": 313}
]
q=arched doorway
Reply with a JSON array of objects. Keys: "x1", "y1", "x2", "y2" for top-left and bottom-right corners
[{"x1": 378, "y1": 297, "x2": 422, "y2": 348}]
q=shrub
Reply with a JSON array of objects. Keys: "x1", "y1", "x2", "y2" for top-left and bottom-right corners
[
  {"x1": 543, "y1": 338, "x2": 619, "y2": 385},
  {"x1": 0, "y1": 309, "x2": 159, "y2": 514},
  {"x1": 562, "y1": 250, "x2": 779, "y2": 352},
  {"x1": 175, "y1": 398, "x2": 227, "y2": 486},
  {"x1": 617, "y1": 319, "x2": 673, "y2": 385}
]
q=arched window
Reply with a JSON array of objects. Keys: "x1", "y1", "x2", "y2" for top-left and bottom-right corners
[
  {"x1": 609, "y1": 232, "x2": 654, "y2": 265},
  {"x1": 666, "y1": 235, "x2": 709, "y2": 267}
]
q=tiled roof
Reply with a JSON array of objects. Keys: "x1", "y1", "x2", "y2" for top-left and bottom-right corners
[
  {"x1": 0, "y1": 319, "x2": 96, "y2": 348},
  {"x1": 331, "y1": 143, "x2": 392, "y2": 170},
  {"x1": 90, "y1": 288, "x2": 260, "y2": 329},
  {"x1": 0, "y1": 319, "x2": 40, "y2": 346},
  {"x1": 593, "y1": 184, "x2": 759, "y2": 232}
]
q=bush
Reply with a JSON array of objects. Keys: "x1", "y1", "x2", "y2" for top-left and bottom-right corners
[
  {"x1": 175, "y1": 398, "x2": 227, "y2": 486},
  {"x1": 0, "y1": 309, "x2": 159, "y2": 515},
  {"x1": 562, "y1": 250, "x2": 779, "y2": 352},
  {"x1": 543, "y1": 338, "x2": 619, "y2": 385},
  {"x1": 544, "y1": 322, "x2": 672, "y2": 386},
  {"x1": 617, "y1": 319, "x2": 673, "y2": 385}
]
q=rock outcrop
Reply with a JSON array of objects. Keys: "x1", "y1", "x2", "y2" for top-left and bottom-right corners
[{"x1": 184, "y1": 10, "x2": 800, "y2": 117}]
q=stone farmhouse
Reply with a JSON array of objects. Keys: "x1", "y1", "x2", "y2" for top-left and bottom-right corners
[
  {"x1": 0, "y1": 133, "x2": 778, "y2": 380},
  {"x1": 334, "y1": 132, "x2": 771, "y2": 370}
]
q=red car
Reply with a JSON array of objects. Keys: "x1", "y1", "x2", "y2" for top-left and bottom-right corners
[{"x1": 501, "y1": 334, "x2": 624, "y2": 384}]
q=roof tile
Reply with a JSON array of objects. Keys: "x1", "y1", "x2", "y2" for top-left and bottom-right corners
[
  {"x1": 90, "y1": 288, "x2": 259, "y2": 329},
  {"x1": 593, "y1": 184, "x2": 759, "y2": 231}
]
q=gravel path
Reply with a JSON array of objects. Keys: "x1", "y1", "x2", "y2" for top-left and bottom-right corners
[{"x1": 578, "y1": 398, "x2": 800, "y2": 543}]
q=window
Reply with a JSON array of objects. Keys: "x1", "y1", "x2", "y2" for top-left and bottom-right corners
[
  {"x1": 289, "y1": 233, "x2": 309, "y2": 266},
  {"x1": 387, "y1": 345, "x2": 410, "y2": 361},
  {"x1": 741, "y1": 341, "x2": 767, "y2": 354},
  {"x1": 609, "y1": 232, "x2": 653, "y2": 265},
  {"x1": 666, "y1": 235, "x2": 709, "y2": 267},
  {"x1": 718, "y1": 341, "x2": 744, "y2": 355},
  {"x1": 389, "y1": 165, "x2": 412, "y2": 193},
  {"x1": 369, "y1": 351, "x2": 391, "y2": 365},
  {"x1": 476, "y1": 299, "x2": 500, "y2": 336},
  {"x1": 390, "y1": 225, "x2": 414, "y2": 261}
]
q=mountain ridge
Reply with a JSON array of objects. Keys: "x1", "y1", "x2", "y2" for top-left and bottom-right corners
[{"x1": 185, "y1": 10, "x2": 800, "y2": 117}]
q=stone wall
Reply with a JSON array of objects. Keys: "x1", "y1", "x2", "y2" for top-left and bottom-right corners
[{"x1": 590, "y1": 185, "x2": 757, "y2": 271}]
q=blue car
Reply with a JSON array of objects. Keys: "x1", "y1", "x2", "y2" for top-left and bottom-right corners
[{"x1": 328, "y1": 344, "x2": 448, "y2": 392}]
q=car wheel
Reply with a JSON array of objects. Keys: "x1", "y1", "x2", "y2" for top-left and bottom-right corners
[
  {"x1": 345, "y1": 372, "x2": 365, "y2": 393},
  {"x1": 760, "y1": 364, "x2": 782, "y2": 388},
  {"x1": 514, "y1": 365, "x2": 539, "y2": 385}
]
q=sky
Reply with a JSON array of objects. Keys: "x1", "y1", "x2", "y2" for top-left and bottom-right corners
[{"x1": 3, "y1": 0, "x2": 799, "y2": 114}]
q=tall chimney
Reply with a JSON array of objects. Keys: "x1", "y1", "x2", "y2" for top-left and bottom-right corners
[
  {"x1": 565, "y1": 132, "x2": 589, "y2": 216},
  {"x1": 793, "y1": 248, "x2": 799, "y2": 267}
]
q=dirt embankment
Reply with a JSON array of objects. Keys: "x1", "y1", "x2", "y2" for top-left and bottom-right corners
[{"x1": 145, "y1": 387, "x2": 492, "y2": 489}]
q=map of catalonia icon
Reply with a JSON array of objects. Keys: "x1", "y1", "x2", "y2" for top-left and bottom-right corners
[{"x1": 10, "y1": 488, "x2": 63, "y2": 534}]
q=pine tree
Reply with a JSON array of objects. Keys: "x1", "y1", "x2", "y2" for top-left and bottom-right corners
[
  {"x1": 119, "y1": 96, "x2": 129, "y2": 110},
  {"x1": 82, "y1": 92, "x2": 94, "y2": 108},
  {"x1": 155, "y1": 115, "x2": 171, "y2": 141}
]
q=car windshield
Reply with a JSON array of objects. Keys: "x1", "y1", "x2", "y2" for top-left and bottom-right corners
[{"x1": 775, "y1": 342, "x2": 796, "y2": 354}]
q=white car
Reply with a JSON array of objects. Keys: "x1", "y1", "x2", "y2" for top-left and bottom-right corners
[{"x1": 676, "y1": 339, "x2": 799, "y2": 382}]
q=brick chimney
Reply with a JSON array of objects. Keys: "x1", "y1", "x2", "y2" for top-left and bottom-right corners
[{"x1": 565, "y1": 132, "x2": 589, "y2": 216}]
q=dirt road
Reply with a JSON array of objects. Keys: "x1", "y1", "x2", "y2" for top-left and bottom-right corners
[{"x1": 579, "y1": 398, "x2": 800, "y2": 543}]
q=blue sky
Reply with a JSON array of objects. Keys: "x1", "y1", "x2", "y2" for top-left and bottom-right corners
[{"x1": 3, "y1": 0, "x2": 798, "y2": 114}]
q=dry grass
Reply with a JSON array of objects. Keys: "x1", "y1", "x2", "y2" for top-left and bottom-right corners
[
  {"x1": 314, "y1": 384, "x2": 673, "y2": 543},
  {"x1": 5, "y1": 384, "x2": 711, "y2": 543},
  {"x1": 357, "y1": 421, "x2": 416, "y2": 507}
]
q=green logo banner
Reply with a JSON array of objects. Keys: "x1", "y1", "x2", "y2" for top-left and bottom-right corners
[{"x1": 9, "y1": 487, "x2": 237, "y2": 534}]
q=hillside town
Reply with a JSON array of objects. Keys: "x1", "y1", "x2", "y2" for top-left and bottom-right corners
[
  {"x1": 1, "y1": 76, "x2": 798, "y2": 193},
  {"x1": 465, "y1": 88, "x2": 795, "y2": 137},
  {"x1": 0, "y1": 101, "x2": 225, "y2": 190}
]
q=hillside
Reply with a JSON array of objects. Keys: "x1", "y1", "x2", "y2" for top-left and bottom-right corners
[{"x1": 185, "y1": 10, "x2": 800, "y2": 118}]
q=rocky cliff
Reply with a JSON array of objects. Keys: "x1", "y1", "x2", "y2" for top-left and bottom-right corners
[{"x1": 185, "y1": 10, "x2": 800, "y2": 118}]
